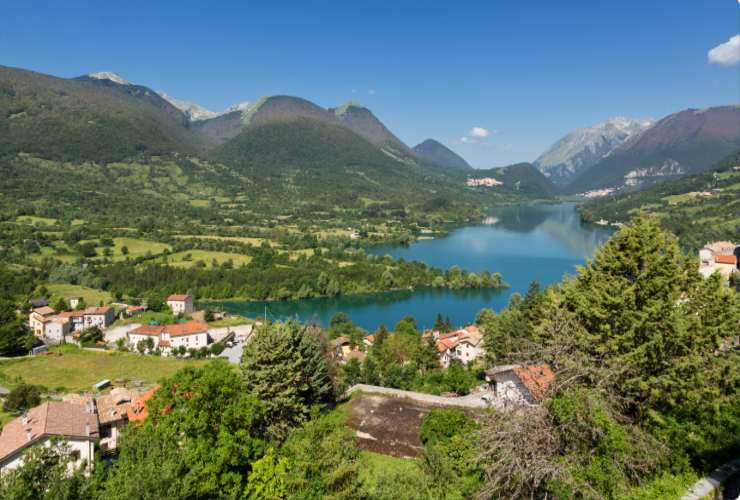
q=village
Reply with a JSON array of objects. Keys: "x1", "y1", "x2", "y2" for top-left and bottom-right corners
[{"x1": 0, "y1": 239, "x2": 736, "y2": 476}]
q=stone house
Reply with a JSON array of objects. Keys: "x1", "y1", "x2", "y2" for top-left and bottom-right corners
[
  {"x1": 484, "y1": 364, "x2": 555, "y2": 405},
  {"x1": 166, "y1": 294, "x2": 194, "y2": 315}
]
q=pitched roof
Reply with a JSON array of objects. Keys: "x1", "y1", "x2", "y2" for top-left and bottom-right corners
[
  {"x1": 165, "y1": 321, "x2": 208, "y2": 337},
  {"x1": 58, "y1": 310, "x2": 85, "y2": 318},
  {"x1": 464, "y1": 324, "x2": 480, "y2": 335},
  {"x1": 32, "y1": 306, "x2": 56, "y2": 316},
  {"x1": 436, "y1": 337, "x2": 458, "y2": 353},
  {"x1": 166, "y1": 294, "x2": 190, "y2": 302},
  {"x1": 715, "y1": 254, "x2": 737, "y2": 265},
  {"x1": 84, "y1": 306, "x2": 112, "y2": 316},
  {"x1": 0, "y1": 402, "x2": 99, "y2": 461},
  {"x1": 95, "y1": 388, "x2": 135, "y2": 425},
  {"x1": 511, "y1": 364, "x2": 555, "y2": 402},
  {"x1": 127, "y1": 387, "x2": 158, "y2": 422},
  {"x1": 130, "y1": 324, "x2": 166, "y2": 336},
  {"x1": 333, "y1": 336, "x2": 350, "y2": 346}
]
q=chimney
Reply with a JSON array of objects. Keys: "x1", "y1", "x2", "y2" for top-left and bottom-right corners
[
  {"x1": 21, "y1": 412, "x2": 28, "y2": 426},
  {"x1": 26, "y1": 430, "x2": 32, "y2": 442},
  {"x1": 85, "y1": 423, "x2": 90, "y2": 437}
]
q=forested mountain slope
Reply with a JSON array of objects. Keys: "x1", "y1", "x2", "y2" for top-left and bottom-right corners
[{"x1": 579, "y1": 150, "x2": 740, "y2": 249}]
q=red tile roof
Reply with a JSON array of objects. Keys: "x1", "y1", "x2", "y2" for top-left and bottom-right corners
[
  {"x1": 127, "y1": 387, "x2": 158, "y2": 422},
  {"x1": 511, "y1": 364, "x2": 555, "y2": 402},
  {"x1": 436, "y1": 338, "x2": 458, "y2": 353},
  {"x1": 165, "y1": 321, "x2": 208, "y2": 337},
  {"x1": 464, "y1": 324, "x2": 480, "y2": 335},
  {"x1": 715, "y1": 254, "x2": 737, "y2": 265},
  {"x1": 130, "y1": 324, "x2": 166, "y2": 336},
  {"x1": 0, "y1": 402, "x2": 99, "y2": 461},
  {"x1": 58, "y1": 310, "x2": 85, "y2": 318},
  {"x1": 166, "y1": 294, "x2": 190, "y2": 302}
]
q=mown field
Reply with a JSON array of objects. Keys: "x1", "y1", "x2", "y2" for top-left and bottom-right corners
[{"x1": 0, "y1": 345, "x2": 209, "y2": 393}]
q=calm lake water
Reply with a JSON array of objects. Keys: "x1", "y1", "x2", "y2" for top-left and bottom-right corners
[{"x1": 214, "y1": 203, "x2": 614, "y2": 331}]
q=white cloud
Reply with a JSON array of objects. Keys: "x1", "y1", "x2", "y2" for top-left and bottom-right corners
[
  {"x1": 470, "y1": 126, "x2": 490, "y2": 138},
  {"x1": 368, "y1": 88, "x2": 376, "y2": 95},
  {"x1": 460, "y1": 136, "x2": 474, "y2": 144},
  {"x1": 708, "y1": 34, "x2": 740, "y2": 66}
]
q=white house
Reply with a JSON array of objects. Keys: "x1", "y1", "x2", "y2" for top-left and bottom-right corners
[
  {"x1": 28, "y1": 306, "x2": 56, "y2": 336},
  {"x1": 68, "y1": 297, "x2": 82, "y2": 309},
  {"x1": 484, "y1": 364, "x2": 555, "y2": 405},
  {"x1": 127, "y1": 321, "x2": 210, "y2": 354},
  {"x1": 82, "y1": 306, "x2": 115, "y2": 329},
  {"x1": 0, "y1": 401, "x2": 99, "y2": 473},
  {"x1": 43, "y1": 317, "x2": 71, "y2": 343},
  {"x1": 58, "y1": 310, "x2": 86, "y2": 332},
  {"x1": 166, "y1": 294, "x2": 194, "y2": 315},
  {"x1": 435, "y1": 325, "x2": 484, "y2": 368}
]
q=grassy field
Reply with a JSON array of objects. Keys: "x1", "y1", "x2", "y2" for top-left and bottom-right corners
[
  {"x1": 0, "y1": 345, "x2": 208, "y2": 393},
  {"x1": 207, "y1": 315, "x2": 253, "y2": 327},
  {"x1": 175, "y1": 235, "x2": 275, "y2": 247},
  {"x1": 95, "y1": 237, "x2": 171, "y2": 261},
  {"x1": 113, "y1": 310, "x2": 176, "y2": 326},
  {"x1": 43, "y1": 283, "x2": 113, "y2": 306},
  {"x1": 15, "y1": 215, "x2": 57, "y2": 226},
  {"x1": 156, "y1": 250, "x2": 253, "y2": 268}
]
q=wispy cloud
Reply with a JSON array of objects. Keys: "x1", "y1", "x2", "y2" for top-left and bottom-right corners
[
  {"x1": 368, "y1": 88, "x2": 376, "y2": 95},
  {"x1": 459, "y1": 126, "x2": 496, "y2": 144},
  {"x1": 708, "y1": 34, "x2": 740, "y2": 66},
  {"x1": 470, "y1": 127, "x2": 490, "y2": 138}
]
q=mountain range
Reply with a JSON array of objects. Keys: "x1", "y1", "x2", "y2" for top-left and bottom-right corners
[{"x1": 535, "y1": 106, "x2": 740, "y2": 194}]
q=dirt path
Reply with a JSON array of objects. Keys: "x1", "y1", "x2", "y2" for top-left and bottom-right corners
[{"x1": 346, "y1": 384, "x2": 497, "y2": 409}]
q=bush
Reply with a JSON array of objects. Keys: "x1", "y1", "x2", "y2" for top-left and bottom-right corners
[
  {"x1": 3, "y1": 384, "x2": 42, "y2": 413},
  {"x1": 421, "y1": 408, "x2": 477, "y2": 446}
]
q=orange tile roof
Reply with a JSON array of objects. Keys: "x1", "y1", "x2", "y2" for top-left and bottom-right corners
[
  {"x1": 127, "y1": 387, "x2": 158, "y2": 422},
  {"x1": 166, "y1": 294, "x2": 190, "y2": 302},
  {"x1": 58, "y1": 310, "x2": 85, "y2": 318},
  {"x1": 715, "y1": 254, "x2": 737, "y2": 265},
  {"x1": 130, "y1": 325, "x2": 166, "y2": 336},
  {"x1": 95, "y1": 388, "x2": 135, "y2": 425},
  {"x1": 0, "y1": 402, "x2": 99, "y2": 461},
  {"x1": 464, "y1": 324, "x2": 480, "y2": 335},
  {"x1": 511, "y1": 364, "x2": 555, "y2": 402},
  {"x1": 436, "y1": 338, "x2": 458, "y2": 353},
  {"x1": 165, "y1": 321, "x2": 208, "y2": 337},
  {"x1": 32, "y1": 306, "x2": 56, "y2": 316}
]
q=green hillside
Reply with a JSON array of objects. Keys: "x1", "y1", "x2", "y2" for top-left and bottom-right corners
[
  {"x1": 474, "y1": 163, "x2": 560, "y2": 197},
  {"x1": 0, "y1": 66, "x2": 206, "y2": 162},
  {"x1": 579, "y1": 150, "x2": 740, "y2": 249}
]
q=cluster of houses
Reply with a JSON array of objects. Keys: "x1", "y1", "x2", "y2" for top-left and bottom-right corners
[
  {"x1": 432, "y1": 325, "x2": 484, "y2": 368},
  {"x1": 466, "y1": 177, "x2": 503, "y2": 187},
  {"x1": 0, "y1": 387, "x2": 155, "y2": 473},
  {"x1": 28, "y1": 304, "x2": 115, "y2": 344},
  {"x1": 699, "y1": 241, "x2": 739, "y2": 285},
  {"x1": 332, "y1": 324, "x2": 486, "y2": 368}
]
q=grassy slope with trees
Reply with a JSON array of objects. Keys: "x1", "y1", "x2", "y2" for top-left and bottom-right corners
[{"x1": 579, "y1": 150, "x2": 740, "y2": 249}]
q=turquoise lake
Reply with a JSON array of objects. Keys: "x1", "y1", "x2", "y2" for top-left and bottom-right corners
[{"x1": 214, "y1": 203, "x2": 614, "y2": 331}]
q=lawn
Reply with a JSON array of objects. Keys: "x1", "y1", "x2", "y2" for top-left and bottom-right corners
[
  {"x1": 93, "y1": 237, "x2": 171, "y2": 261},
  {"x1": 207, "y1": 315, "x2": 252, "y2": 327},
  {"x1": 43, "y1": 283, "x2": 113, "y2": 306},
  {"x1": 0, "y1": 345, "x2": 208, "y2": 393},
  {"x1": 156, "y1": 250, "x2": 253, "y2": 268},
  {"x1": 175, "y1": 235, "x2": 276, "y2": 247}
]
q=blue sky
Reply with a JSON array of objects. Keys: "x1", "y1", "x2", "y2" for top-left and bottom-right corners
[{"x1": 1, "y1": 0, "x2": 738, "y2": 167}]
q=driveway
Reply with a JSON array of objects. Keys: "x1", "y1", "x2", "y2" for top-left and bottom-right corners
[
  {"x1": 345, "y1": 384, "x2": 499, "y2": 409},
  {"x1": 104, "y1": 323, "x2": 142, "y2": 344}
]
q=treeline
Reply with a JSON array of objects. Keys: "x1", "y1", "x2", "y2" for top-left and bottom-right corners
[{"x1": 91, "y1": 251, "x2": 505, "y2": 301}]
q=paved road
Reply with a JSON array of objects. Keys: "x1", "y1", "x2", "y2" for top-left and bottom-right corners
[
  {"x1": 346, "y1": 384, "x2": 500, "y2": 409},
  {"x1": 682, "y1": 458, "x2": 740, "y2": 500}
]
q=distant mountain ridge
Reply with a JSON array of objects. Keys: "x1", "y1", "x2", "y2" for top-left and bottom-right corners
[
  {"x1": 534, "y1": 117, "x2": 654, "y2": 185},
  {"x1": 567, "y1": 105, "x2": 740, "y2": 193},
  {"x1": 470, "y1": 163, "x2": 559, "y2": 197},
  {"x1": 413, "y1": 139, "x2": 472, "y2": 170}
]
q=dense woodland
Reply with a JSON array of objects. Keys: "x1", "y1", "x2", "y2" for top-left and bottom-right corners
[{"x1": 0, "y1": 218, "x2": 737, "y2": 499}]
